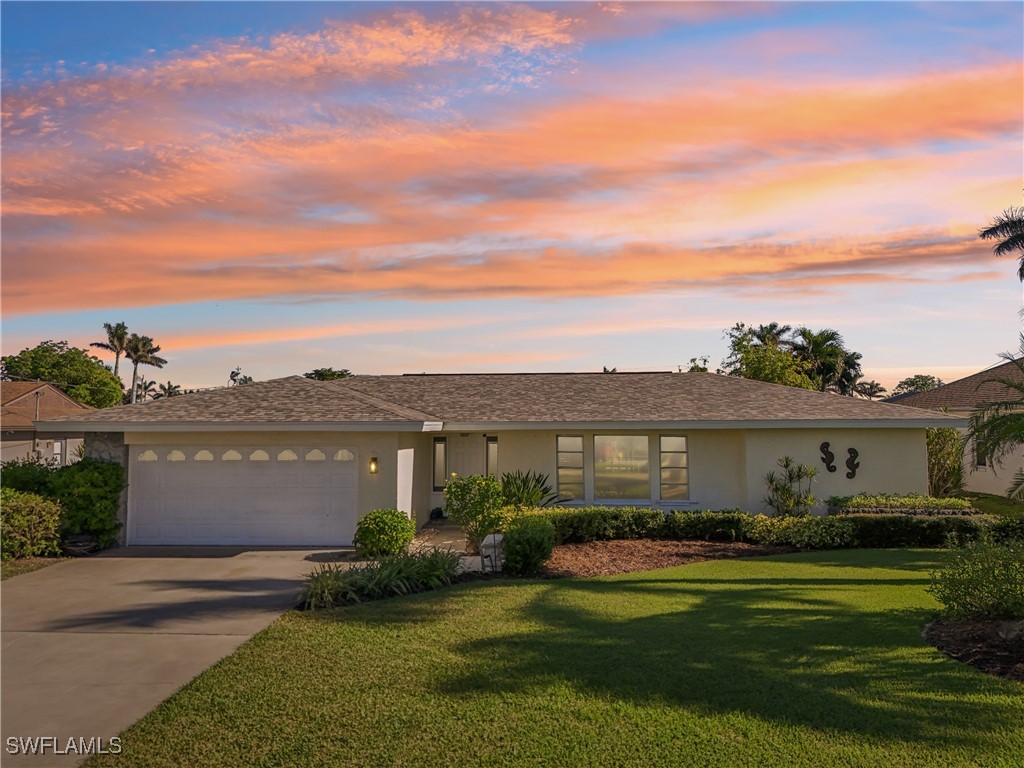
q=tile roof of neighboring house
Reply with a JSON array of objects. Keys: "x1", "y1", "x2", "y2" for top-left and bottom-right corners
[
  {"x1": 37, "y1": 372, "x2": 961, "y2": 430},
  {"x1": 886, "y1": 359, "x2": 1023, "y2": 411},
  {"x1": 1, "y1": 382, "x2": 92, "y2": 430}
]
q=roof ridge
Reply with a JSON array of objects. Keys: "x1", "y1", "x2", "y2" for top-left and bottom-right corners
[{"x1": 311, "y1": 378, "x2": 440, "y2": 422}]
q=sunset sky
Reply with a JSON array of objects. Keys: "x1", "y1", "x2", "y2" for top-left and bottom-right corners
[{"x1": 2, "y1": 1, "x2": 1022, "y2": 391}]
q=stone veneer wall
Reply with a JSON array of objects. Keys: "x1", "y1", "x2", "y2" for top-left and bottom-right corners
[{"x1": 84, "y1": 432, "x2": 129, "y2": 545}]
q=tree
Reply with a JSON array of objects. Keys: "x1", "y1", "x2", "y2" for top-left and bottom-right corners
[
  {"x1": 855, "y1": 380, "x2": 887, "y2": 400},
  {"x1": 155, "y1": 381, "x2": 182, "y2": 399},
  {"x1": 752, "y1": 323, "x2": 793, "y2": 347},
  {"x1": 891, "y1": 374, "x2": 944, "y2": 397},
  {"x1": 686, "y1": 356, "x2": 709, "y2": 373},
  {"x1": 602, "y1": 366, "x2": 618, "y2": 373},
  {"x1": 979, "y1": 205, "x2": 1024, "y2": 281},
  {"x1": 762, "y1": 456, "x2": 817, "y2": 517},
  {"x1": 124, "y1": 334, "x2": 167, "y2": 404},
  {"x1": 926, "y1": 425, "x2": 965, "y2": 498},
  {"x1": 789, "y1": 327, "x2": 860, "y2": 393},
  {"x1": 720, "y1": 323, "x2": 816, "y2": 390},
  {"x1": 968, "y1": 338, "x2": 1024, "y2": 499},
  {"x1": 89, "y1": 322, "x2": 129, "y2": 381},
  {"x1": 1, "y1": 341, "x2": 123, "y2": 408},
  {"x1": 303, "y1": 368, "x2": 352, "y2": 381}
]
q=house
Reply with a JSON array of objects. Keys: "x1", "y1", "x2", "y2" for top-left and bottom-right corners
[
  {"x1": 1, "y1": 382, "x2": 92, "y2": 465},
  {"x1": 887, "y1": 359, "x2": 1023, "y2": 496},
  {"x1": 35, "y1": 372, "x2": 962, "y2": 547}
]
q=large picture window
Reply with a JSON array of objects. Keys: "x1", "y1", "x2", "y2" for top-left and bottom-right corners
[
  {"x1": 594, "y1": 435, "x2": 649, "y2": 500},
  {"x1": 660, "y1": 436, "x2": 689, "y2": 501},
  {"x1": 556, "y1": 436, "x2": 584, "y2": 499},
  {"x1": 432, "y1": 437, "x2": 448, "y2": 491}
]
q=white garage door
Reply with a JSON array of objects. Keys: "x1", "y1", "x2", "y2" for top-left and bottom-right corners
[{"x1": 128, "y1": 446, "x2": 359, "y2": 546}]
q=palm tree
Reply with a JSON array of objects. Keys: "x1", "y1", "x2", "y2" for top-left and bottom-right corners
[
  {"x1": 969, "y1": 338, "x2": 1024, "y2": 499},
  {"x1": 137, "y1": 379, "x2": 158, "y2": 402},
  {"x1": 753, "y1": 323, "x2": 793, "y2": 347},
  {"x1": 89, "y1": 322, "x2": 129, "y2": 380},
  {"x1": 124, "y1": 334, "x2": 167, "y2": 404},
  {"x1": 155, "y1": 381, "x2": 181, "y2": 399},
  {"x1": 855, "y1": 380, "x2": 887, "y2": 400},
  {"x1": 979, "y1": 206, "x2": 1024, "y2": 281},
  {"x1": 790, "y1": 328, "x2": 850, "y2": 392}
]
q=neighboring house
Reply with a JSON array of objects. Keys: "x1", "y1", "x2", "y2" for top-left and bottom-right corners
[
  {"x1": 36, "y1": 372, "x2": 961, "y2": 547},
  {"x1": 1, "y1": 382, "x2": 92, "y2": 465},
  {"x1": 887, "y1": 359, "x2": 1024, "y2": 496}
]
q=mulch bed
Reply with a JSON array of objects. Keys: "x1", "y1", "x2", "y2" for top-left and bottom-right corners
[
  {"x1": 540, "y1": 539, "x2": 796, "y2": 578},
  {"x1": 923, "y1": 619, "x2": 1024, "y2": 683}
]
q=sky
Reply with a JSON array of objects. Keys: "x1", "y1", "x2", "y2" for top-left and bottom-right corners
[{"x1": 2, "y1": 1, "x2": 1022, "y2": 391}]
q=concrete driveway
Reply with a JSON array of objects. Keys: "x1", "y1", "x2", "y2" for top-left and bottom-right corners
[{"x1": 1, "y1": 547, "x2": 344, "y2": 767}]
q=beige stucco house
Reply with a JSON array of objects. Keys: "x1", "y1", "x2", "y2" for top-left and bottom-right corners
[
  {"x1": 36, "y1": 372, "x2": 961, "y2": 547},
  {"x1": 889, "y1": 359, "x2": 1023, "y2": 496},
  {"x1": 2, "y1": 382, "x2": 90, "y2": 465}
]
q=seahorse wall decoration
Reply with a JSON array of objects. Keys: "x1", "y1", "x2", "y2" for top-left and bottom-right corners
[
  {"x1": 819, "y1": 442, "x2": 837, "y2": 473},
  {"x1": 846, "y1": 448, "x2": 860, "y2": 479}
]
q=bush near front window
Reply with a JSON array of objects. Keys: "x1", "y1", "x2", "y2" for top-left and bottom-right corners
[
  {"x1": 353, "y1": 508, "x2": 416, "y2": 557},
  {"x1": 503, "y1": 515, "x2": 556, "y2": 576},
  {"x1": 0, "y1": 488, "x2": 62, "y2": 560}
]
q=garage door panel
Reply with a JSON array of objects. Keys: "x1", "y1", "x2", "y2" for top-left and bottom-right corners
[{"x1": 128, "y1": 446, "x2": 359, "y2": 545}]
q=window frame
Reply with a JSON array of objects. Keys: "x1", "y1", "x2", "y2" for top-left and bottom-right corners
[
  {"x1": 486, "y1": 436, "x2": 498, "y2": 477},
  {"x1": 556, "y1": 435, "x2": 585, "y2": 501},
  {"x1": 658, "y1": 435, "x2": 689, "y2": 502},
  {"x1": 432, "y1": 437, "x2": 448, "y2": 491}
]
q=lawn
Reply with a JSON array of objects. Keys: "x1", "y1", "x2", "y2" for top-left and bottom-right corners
[
  {"x1": 964, "y1": 491, "x2": 1023, "y2": 519},
  {"x1": 0, "y1": 556, "x2": 65, "y2": 580},
  {"x1": 90, "y1": 550, "x2": 1024, "y2": 768}
]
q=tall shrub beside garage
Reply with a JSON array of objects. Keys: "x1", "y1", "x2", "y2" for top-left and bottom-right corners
[{"x1": 47, "y1": 458, "x2": 124, "y2": 548}]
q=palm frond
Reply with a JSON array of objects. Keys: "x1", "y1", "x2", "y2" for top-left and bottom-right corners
[{"x1": 1007, "y1": 469, "x2": 1024, "y2": 502}]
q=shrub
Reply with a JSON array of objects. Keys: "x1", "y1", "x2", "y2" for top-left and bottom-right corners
[
  {"x1": 533, "y1": 506, "x2": 666, "y2": 544},
  {"x1": 828, "y1": 494, "x2": 974, "y2": 515},
  {"x1": 662, "y1": 510, "x2": 754, "y2": 542},
  {"x1": 0, "y1": 487, "x2": 62, "y2": 560},
  {"x1": 838, "y1": 514, "x2": 993, "y2": 548},
  {"x1": 444, "y1": 474, "x2": 507, "y2": 554},
  {"x1": 928, "y1": 540, "x2": 1024, "y2": 619},
  {"x1": 763, "y1": 456, "x2": 816, "y2": 517},
  {"x1": 47, "y1": 458, "x2": 124, "y2": 547},
  {"x1": 354, "y1": 508, "x2": 416, "y2": 557},
  {"x1": 1, "y1": 457, "x2": 57, "y2": 495},
  {"x1": 926, "y1": 426, "x2": 965, "y2": 497},
  {"x1": 501, "y1": 470, "x2": 563, "y2": 508},
  {"x1": 503, "y1": 515, "x2": 556, "y2": 576},
  {"x1": 990, "y1": 517, "x2": 1024, "y2": 543},
  {"x1": 750, "y1": 515, "x2": 857, "y2": 549},
  {"x1": 301, "y1": 549, "x2": 462, "y2": 610}
]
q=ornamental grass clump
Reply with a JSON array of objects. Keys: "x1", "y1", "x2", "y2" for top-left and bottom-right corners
[{"x1": 302, "y1": 549, "x2": 462, "y2": 610}]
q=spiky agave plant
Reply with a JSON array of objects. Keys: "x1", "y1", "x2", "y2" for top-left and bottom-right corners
[{"x1": 500, "y1": 470, "x2": 565, "y2": 508}]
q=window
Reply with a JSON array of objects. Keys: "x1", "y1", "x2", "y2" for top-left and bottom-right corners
[
  {"x1": 222, "y1": 450, "x2": 242, "y2": 461},
  {"x1": 556, "y1": 436, "x2": 584, "y2": 500},
  {"x1": 53, "y1": 440, "x2": 64, "y2": 465},
  {"x1": 432, "y1": 437, "x2": 448, "y2": 491},
  {"x1": 138, "y1": 450, "x2": 158, "y2": 462},
  {"x1": 277, "y1": 450, "x2": 298, "y2": 461},
  {"x1": 594, "y1": 435, "x2": 649, "y2": 500},
  {"x1": 334, "y1": 449, "x2": 355, "y2": 462},
  {"x1": 486, "y1": 436, "x2": 498, "y2": 477},
  {"x1": 194, "y1": 450, "x2": 214, "y2": 461},
  {"x1": 167, "y1": 450, "x2": 187, "y2": 462},
  {"x1": 305, "y1": 449, "x2": 326, "y2": 462},
  {"x1": 659, "y1": 436, "x2": 689, "y2": 501},
  {"x1": 249, "y1": 450, "x2": 270, "y2": 462}
]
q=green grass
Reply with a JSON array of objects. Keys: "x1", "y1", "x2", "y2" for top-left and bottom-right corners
[
  {"x1": 90, "y1": 551, "x2": 1024, "y2": 768},
  {"x1": 962, "y1": 491, "x2": 1023, "y2": 519}
]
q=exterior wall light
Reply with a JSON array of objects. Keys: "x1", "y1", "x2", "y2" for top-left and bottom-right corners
[{"x1": 368, "y1": 456, "x2": 379, "y2": 474}]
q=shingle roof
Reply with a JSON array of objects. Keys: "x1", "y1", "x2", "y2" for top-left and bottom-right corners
[
  {"x1": 38, "y1": 372, "x2": 961, "y2": 430},
  {"x1": 887, "y1": 359, "x2": 1023, "y2": 411},
  {"x1": 2, "y1": 382, "x2": 92, "y2": 430},
  {"x1": 36, "y1": 377, "x2": 434, "y2": 426}
]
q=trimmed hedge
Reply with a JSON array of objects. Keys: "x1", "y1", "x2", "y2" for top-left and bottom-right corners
[
  {"x1": 524, "y1": 505, "x2": 1024, "y2": 551},
  {"x1": 0, "y1": 487, "x2": 62, "y2": 560},
  {"x1": 535, "y1": 506, "x2": 666, "y2": 544},
  {"x1": 829, "y1": 493, "x2": 975, "y2": 515},
  {"x1": 929, "y1": 540, "x2": 1024, "y2": 620}
]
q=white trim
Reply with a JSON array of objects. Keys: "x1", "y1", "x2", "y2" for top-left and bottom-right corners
[{"x1": 37, "y1": 420, "x2": 426, "y2": 433}]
